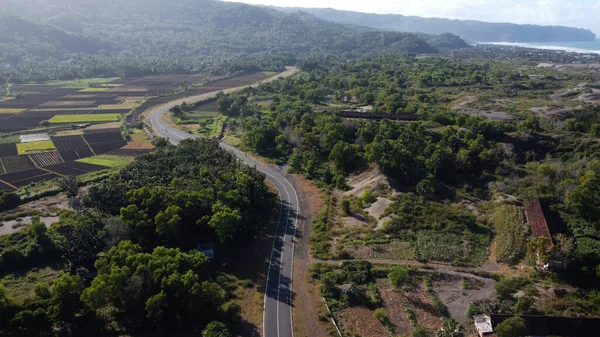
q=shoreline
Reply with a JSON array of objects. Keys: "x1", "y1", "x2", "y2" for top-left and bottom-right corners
[{"x1": 477, "y1": 41, "x2": 600, "y2": 55}]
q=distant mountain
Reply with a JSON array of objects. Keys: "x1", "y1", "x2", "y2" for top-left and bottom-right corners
[
  {"x1": 274, "y1": 7, "x2": 597, "y2": 43},
  {"x1": 0, "y1": 13, "x2": 101, "y2": 65},
  {"x1": 0, "y1": 0, "x2": 467, "y2": 60}
]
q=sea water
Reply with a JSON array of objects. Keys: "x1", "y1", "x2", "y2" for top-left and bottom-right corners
[{"x1": 479, "y1": 40, "x2": 600, "y2": 55}]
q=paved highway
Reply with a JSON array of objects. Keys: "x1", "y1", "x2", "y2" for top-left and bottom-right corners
[{"x1": 147, "y1": 70, "x2": 299, "y2": 337}]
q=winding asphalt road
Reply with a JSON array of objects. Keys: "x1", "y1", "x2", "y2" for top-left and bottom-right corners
[{"x1": 147, "y1": 69, "x2": 299, "y2": 337}]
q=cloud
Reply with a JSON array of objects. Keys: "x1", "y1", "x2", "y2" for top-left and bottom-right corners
[{"x1": 223, "y1": 0, "x2": 600, "y2": 35}]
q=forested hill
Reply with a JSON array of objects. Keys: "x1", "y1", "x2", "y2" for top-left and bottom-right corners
[
  {"x1": 274, "y1": 7, "x2": 597, "y2": 43},
  {"x1": 0, "y1": 0, "x2": 468, "y2": 82}
]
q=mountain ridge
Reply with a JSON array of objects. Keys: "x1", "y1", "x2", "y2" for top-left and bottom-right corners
[{"x1": 273, "y1": 6, "x2": 596, "y2": 43}]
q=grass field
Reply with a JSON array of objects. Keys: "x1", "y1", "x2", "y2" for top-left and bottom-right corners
[
  {"x1": 0, "y1": 108, "x2": 26, "y2": 114},
  {"x1": 1, "y1": 265, "x2": 64, "y2": 302},
  {"x1": 46, "y1": 77, "x2": 120, "y2": 89},
  {"x1": 77, "y1": 155, "x2": 133, "y2": 168},
  {"x1": 0, "y1": 135, "x2": 21, "y2": 145},
  {"x1": 49, "y1": 114, "x2": 121, "y2": 123},
  {"x1": 16, "y1": 140, "x2": 56, "y2": 154},
  {"x1": 78, "y1": 87, "x2": 110, "y2": 93},
  {"x1": 185, "y1": 111, "x2": 219, "y2": 119}
]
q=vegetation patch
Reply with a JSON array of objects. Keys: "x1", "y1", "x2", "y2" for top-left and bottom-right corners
[
  {"x1": 77, "y1": 87, "x2": 110, "y2": 92},
  {"x1": 48, "y1": 114, "x2": 121, "y2": 123},
  {"x1": 46, "y1": 77, "x2": 119, "y2": 88},
  {"x1": 0, "y1": 108, "x2": 26, "y2": 114},
  {"x1": 97, "y1": 102, "x2": 137, "y2": 110},
  {"x1": 16, "y1": 140, "x2": 56, "y2": 155},
  {"x1": 491, "y1": 204, "x2": 529, "y2": 265},
  {"x1": 77, "y1": 155, "x2": 133, "y2": 168}
]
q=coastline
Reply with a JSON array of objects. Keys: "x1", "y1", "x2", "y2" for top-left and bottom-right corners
[{"x1": 477, "y1": 41, "x2": 600, "y2": 55}]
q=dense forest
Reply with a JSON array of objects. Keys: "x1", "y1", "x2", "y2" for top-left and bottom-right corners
[
  {"x1": 278, "y1": 7, "x2": 597, "y2": 43},
  {"x1": 0, "y1": 139, "x2": 275, "y2": 336},
  {"x1": 0, "y1": 0, "x2": 468, "y2": 83}
]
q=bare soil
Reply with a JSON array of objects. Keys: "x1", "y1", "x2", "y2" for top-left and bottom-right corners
[
  {"x1": 433, "y1": 274, "x2": 495, "y2": 324},
  {"x1": 288, "y1": 173, "x2": 330, "y2": 337}
]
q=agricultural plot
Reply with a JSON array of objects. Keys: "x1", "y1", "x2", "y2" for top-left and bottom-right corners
[
  {"x1": 77, "y1": 156, "x2": 132, "y2": 168},
  {"x1": 58, "y1": 149, "x2": 94, "y2": 161},
  {"x1": 40, "y1": 100, "x2": 97, "y2": 108},
  {"x1": 1, "y1": 156, "x2": 35, "y2": 172},
  {"x1": 83, "y1": 128, "x2": 122, "y2": 135},
  {"x1": 0, "y1": 108, "x2": 26, "y2": 114},
  {"x1": 12, "y1": 173, "x2": 60, "y2": 188},
  {"x1": 0, "y1": 180, "x2": 15, "y2": 191},
  {"x1": 46, "y1": 162, "x2": 107, "y2": 176},
  {"x1": 0, "y1": 168, "x2": 48, "y2": 183},
  {"x1": 78, "y1": 88, "x2": 111, "y2": 92},
  {"x1": 83, "y1": 131, "x2": 124, "y2": 143},
  {"x1": 52, "y1": 135, "x2": 92, "y2": 151},
  {"x1": 48, "y1": 114, "x2": 121, "y2": 123},
  {"x1": 108, "y1": 148, "x2": 152, "y2": 156},
  {"x1": 30, "y1": 152, "x2": 64, "y2": 167},
  {"x1": 0, "y1": 144, "x2": 18, "y2": 157},
  {"x1": 16, "y1": 141, "x2": 56, "y2": 155},
  {"x1": 89, "y1": 141, "x2": 127, "y2": 155}
]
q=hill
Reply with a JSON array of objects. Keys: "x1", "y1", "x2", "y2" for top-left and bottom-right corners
[
  {"x1": 274, "y1": 7, "x2": 596, "y2": 43},
  {"x1": 0, "y1": 0, "x2": 467, "y2": 60}
]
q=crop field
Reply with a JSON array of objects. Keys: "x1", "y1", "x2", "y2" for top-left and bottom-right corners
[
  {"x1": 46, "y1": 77, "x2": 120, "y2": 89},
  {"x1": 89, "y1": 141, "x2": 127, "y2": 154},
  {"x1": 77, "y1": 155, "x2": 133, "y2": 168},
  {"x1": 30, "y1": 152, "x2": 64, "y2": 167},
  {"x1": 0, "y1": 180, "x2": 15, "y2": 191},
  {"x1": 108, "y1": 148, "x2": 152, "y2": 156},
  {"x1": 52, "y1": 135, "x2": 92, "y2": 151},
  {"x1": 1, "y1": 156, "x2": 35, "y2": 172},
  {"x1": 0, "y1": 144, "x2": 18, "y2": 157},
  {"x1": 0, "y1": 108, "x2": 26, "y2": 114},
  {"x1": 58, "y1": 149, "x2": 94, "y2": 161},
  {"x1": 49, "y1": 114, "x2": 121, "y2": 123},
  {"x1": 12, "y1": 173, "x2": 60, "y2": 188},
  {"x1": 78, "y1": 88, "x2": 111, "y2": 92},
  {"x1": 0, "y1": 168, "x2": 48, "y2": 183},
  {"x1": 97, "y1": 102, "x2": 137, "y2": 110},
  {"x1": 16, "y1": 141, "x2": 56, "y2": 155},
  {"x1": 83, "y1": 131, "x2": 124, "y2": 143},
  {"x1": 46, "y1": 162, "x2": 108, "y2": 175}
]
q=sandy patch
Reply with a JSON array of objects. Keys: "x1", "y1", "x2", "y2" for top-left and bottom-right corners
[
  {"x1": 433, "y1": 275, "x2": 495, "y2": 324},
  {"x1": 458, "y1": 108, "x2": 512, "y2": 121},
  {"x1": 344, "y1": 165, "x2": 392, "y2": 198},
  {"x1": 0, "y1": 216, "x2": 60, "y2": 235},
  {"x1": 529, "y1": 105, "x2": 583, "y2": 117}
]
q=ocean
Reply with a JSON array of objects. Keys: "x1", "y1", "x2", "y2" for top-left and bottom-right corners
[{"x1": 479, "y1": 40, "x2": 600, "y2": 55}]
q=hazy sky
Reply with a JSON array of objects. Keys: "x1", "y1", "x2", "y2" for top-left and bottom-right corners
[{"x1": 223, "y1": 0, "x2": 600, "y2": 35}]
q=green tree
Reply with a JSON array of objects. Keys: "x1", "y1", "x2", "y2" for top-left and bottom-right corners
[
  {"x1": 495, "y1": 316, "x2": 527, "y2": 337},
  {"x1": 209, "y1": 202, "x2": 242, "y2": 243},
  {"x1": 202, "y1": 321, "x2": 231, "y2": 337}
]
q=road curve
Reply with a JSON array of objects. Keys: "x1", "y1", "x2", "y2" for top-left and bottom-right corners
[{"x1": 147, "y1": 69, "x2": 299, "y2": 337}]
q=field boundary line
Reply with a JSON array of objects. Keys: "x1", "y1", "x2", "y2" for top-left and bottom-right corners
[
  {"x1": 0, "y1": 158, "x2": 6, "y2": 174},
  {"x1": 38, "y1": 166, "x2": 63, "y2": 177},
  {"x1": 80, "y1": 136, "x2": 97, "y2": 156},
  {"x1": 322, "y1": 297, "x2": 343, "y2": 337},
  {"x1": 0, "y1": 179, "x2": 17, "y2": 190}
]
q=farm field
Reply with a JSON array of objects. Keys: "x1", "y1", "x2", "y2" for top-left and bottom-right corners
[
  {"x1": 77, "y1": 155, "x2": 133, "y2": 168},
  {"x1": 16, "y1": 140, "x2": 56, "y2": 155},
  {"x1": 0, "y1": 72, "x2": 272, "y2": 191},
  {"x1": 48, "y1": 113, "x2": 121, "y2": 123}
]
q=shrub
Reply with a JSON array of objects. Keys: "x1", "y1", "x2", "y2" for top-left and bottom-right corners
[
  {"x1": 388, "y1": 266, "x2": 410, "y2": 289},
  {"x1": 495, "y1": 316, "x2": 527, "y2": 337}
]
